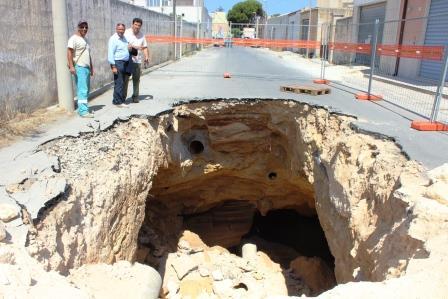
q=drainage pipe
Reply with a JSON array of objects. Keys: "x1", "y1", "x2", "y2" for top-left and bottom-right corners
[{"x1": 51, "y1": 0, "x2": 74, "y2": 112}]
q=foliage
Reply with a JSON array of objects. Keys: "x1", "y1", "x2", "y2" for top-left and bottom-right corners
[
  {"x1": 231, "y1": 28, "x2": 242, "y2": 38},
  {"x1": 227, "y1": 0, "x2": 265, "y2": 24}
]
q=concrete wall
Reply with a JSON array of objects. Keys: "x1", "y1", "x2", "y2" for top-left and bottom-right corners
[
  {"x1": 0, "y1": 0, "x2": 55, "y2": 120},
  {"x1": 0, "y1": 0, "x2": 198, "y2": 121}
]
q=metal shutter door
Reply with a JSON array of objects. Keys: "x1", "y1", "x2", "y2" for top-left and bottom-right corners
[
  {"x1": 356, "y1": 2, "x2": 386, "y2": 65},
  {"x1": 420, "y1": 0, "x2": 448, "y2": 81}
]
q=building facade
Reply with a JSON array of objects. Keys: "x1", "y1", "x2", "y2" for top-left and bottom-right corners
[
  {"x1": 266, "y1": 11, "x2": 301, "y2": 51},
  {"x1": 300, "y1": 0, "x2": 353, "y2": 57},
  {"x1": 211, "y1": 11, "x2": 229, "y2": 38},
  {"x1": 351, "y1": 0, "x2": 448, "y2": 81},
  {"x1": 146, "y1": 0, "x2": 209, "y2": 24},
  {"x1": 266, "y1": 1, "x2": 353, "y2": 56}
]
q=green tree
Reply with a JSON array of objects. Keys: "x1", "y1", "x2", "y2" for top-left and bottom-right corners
[{"x1": 227, "y1": 0, "x2": 265, "y2": 24}]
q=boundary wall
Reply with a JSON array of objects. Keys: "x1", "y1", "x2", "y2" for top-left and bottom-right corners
[{"x1": 0, "y1": 0, "x2": 198, "y2": 121}]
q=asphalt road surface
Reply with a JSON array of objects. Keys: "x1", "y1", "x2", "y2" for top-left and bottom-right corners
[{"x1": 1, "y1": 46, "x2": 447, "y2": 170}]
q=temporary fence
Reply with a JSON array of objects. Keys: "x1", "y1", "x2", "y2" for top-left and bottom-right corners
[
  {"x1": 144, "y1": 17, "x2": 448, "y2": 130},
  {"x1": 324, "y1": 14, "x2": 448, "y2": 129},
  {"x1": 147, "y1": 23, "x2": 322, "y2": 52}
]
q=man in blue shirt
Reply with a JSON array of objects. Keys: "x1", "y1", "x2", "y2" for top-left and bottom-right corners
[{"x1": 108, "y1": 23, "x2": 132, "y2": 108}]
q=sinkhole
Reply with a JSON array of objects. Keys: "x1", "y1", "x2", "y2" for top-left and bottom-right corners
[{"x1": 30, "y1": 99, "x2": 436, "y2": 298}]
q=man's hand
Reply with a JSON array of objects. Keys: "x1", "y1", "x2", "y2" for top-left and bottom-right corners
[
  {"x1": 90, "y1": 68, "x2": 94, "y2": 77},
  {"x1": 111, "y1": 66, "x2": 118, "y2": 74},
  {"x1": 127, "y1": 43, "x2": 133, "y2": 50},
  {"x1": 69, "y1": 66, "x2": 75, "y2": 75}
]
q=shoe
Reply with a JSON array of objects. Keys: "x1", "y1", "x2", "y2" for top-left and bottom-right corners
[
  {"x1": 116, "y1": 103, "x2": 130, "y2": 108},
  {"x1": 80, "y1": 113, "x2": 94, "y2": 118},
  {"x1": 132, "y1": 97, "x2": 139, "y2": 103}
]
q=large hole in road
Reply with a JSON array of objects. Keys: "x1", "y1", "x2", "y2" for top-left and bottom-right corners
[{"x1": 32, "y1": 99, "x2": 432, "y2": 298}]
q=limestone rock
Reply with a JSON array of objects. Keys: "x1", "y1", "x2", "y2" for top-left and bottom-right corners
[
  {"x1": 427, "y1": 163, "x2": 448, "y2": 183},
  {"x1": 199, "y1": 266, "x2": 210, "y2": 277},
  {"x1": 212, "y1": 279, "x2": 233, "y2": 297},
  {"x1": 179, "y1": 277, "x2": 213, "y2": 298},
  {"x1": 0, "y1": 203, "x2": 20, "y2": 222},
  {"x1": 424, "y1": 181, "x2": 448, "y2": 204},
  {"x1": 171, "y1": 255, "x2": 199, "y2": 280},
  {"x1": 0, "y1": 264, "x2": 32, "y2": 287},
  {"x1": 178, "y1": 230, "x2": 207, "y2": 254},
  {"x1": 289, "y1": 256, "x2": 336, "y2": 295},
  {"x1": 69, "y1": 261, "x2": 162, "y2": 299},
  {"x1": 0, "y1": 221, "x2": 6, "y2": 242},
  {"x1": 0, "y1": 245, "x2": 16, "y2": 264},
  {"x1": 165, "y1": 280, "x2": 180, "y2": 296},
  {"x1": 211, "y1": 269, "x2": 223, "y2": 281}
]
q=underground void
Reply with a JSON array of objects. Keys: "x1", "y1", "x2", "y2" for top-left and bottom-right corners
[{"x1": 33, "y1": 99, "x2": 432, "y2": 298}]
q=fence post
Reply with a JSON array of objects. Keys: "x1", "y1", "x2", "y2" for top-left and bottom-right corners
[
  {"x1": 323, "y1": 23, "x2": 331, "y2": 80},
  {"x1": 320, "y1": 24, "x2": 327, "y2": 80},
  {"x1": 430, "y1": 45, "x2": 448, "y2": 122},
  {"x1": 367, "y1": 19, "x2": 380, "y2": 98}
]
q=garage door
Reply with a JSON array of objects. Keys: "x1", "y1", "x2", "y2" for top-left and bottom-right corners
[
  {"x1": 356, "y1": 2, "x2": 386, "y2": 65},
  {"x1": 420, "y1": 0, "x2": 448, "y2": 81}
]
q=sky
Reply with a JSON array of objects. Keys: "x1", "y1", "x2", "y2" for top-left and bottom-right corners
[{"x1": 205, "y1": 0, "x2": 316, "y2": 16}]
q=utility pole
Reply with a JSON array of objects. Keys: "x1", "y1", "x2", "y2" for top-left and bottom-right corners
[
  {"x1": 51, "y1": 0, "x2": 74, "y2": 112},
  {"x1": 306, "y1": 0, "x2": 312, "y2": 59},
  {"x1": 196, "y1": 0, "x2": 201, "y2": 50},
  {"x1": 255, "y1": 15, "x2": 260, "y2": 38},
  {"x1": 173, "y1": 0, "x2": 177, "y2": 60},
  {"x1": 179, "y1": 14, "x2": 183, "y2": 59}
]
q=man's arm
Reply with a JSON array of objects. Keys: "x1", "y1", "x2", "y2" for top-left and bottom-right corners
[
  {"x1": 108, "y1": 37, "x2": 118, "y2": 74},
  {"x1": 67, "y1": 48, "x2": 75, "y2": 75},
  {"x1": 142, "y1": 37, "x2": 149, "y2": 63},
  {"x1": 142, "y1": 47, "x2": 149, "y2": 63}
]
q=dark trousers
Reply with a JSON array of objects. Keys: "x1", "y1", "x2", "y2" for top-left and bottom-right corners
[
  {"x1": 112, "y1": 60, "x2": 129, "y2": 105},
  {"x1": 124, "y1": 63, "x2": 141, "y2": 100}
]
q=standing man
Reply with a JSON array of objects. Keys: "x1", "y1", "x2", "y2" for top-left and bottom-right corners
[
  {"x1": 108, "y1": 23, "x2": 131, "y2": 108},
  {"x1": 67, "y1": 21, "x2": 94, "y2": 118},
  {"x1": 124, "y1": 18, "x2": 150, "y2": 103}
]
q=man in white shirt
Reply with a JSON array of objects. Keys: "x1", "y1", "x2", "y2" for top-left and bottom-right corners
[
  {"x1": 124, "y1": 18, "x2": 150, "y2": 103},
  {"x1": 67, "y1": 21, "x2": 94, "y2": 118}
]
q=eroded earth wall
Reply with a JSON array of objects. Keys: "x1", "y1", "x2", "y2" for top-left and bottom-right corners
[{"x1": 4, "y1": 100, "x2": 447, "y2": 298}]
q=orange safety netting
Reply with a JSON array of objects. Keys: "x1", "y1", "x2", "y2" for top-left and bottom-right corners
[
  {"x1": 146, "y1": 35, "x2": 321, "y2": 49},
  {"x1": 146, "y1": 35, "x2": 445, "y2": 61},
  {"x1": 329, "y1": 42, "x2": 444, "y2": 61}
]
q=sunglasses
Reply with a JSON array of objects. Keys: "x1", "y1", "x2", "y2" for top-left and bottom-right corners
[{"x1": 79, "y1": 26, "x2": 88, "y2": 29}]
